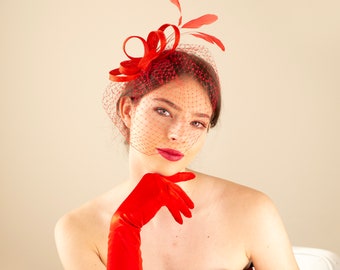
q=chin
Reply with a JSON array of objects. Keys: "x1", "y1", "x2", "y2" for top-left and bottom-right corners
[
  {"x1": 150, "y1": 161, "x2": 186, "y2": 177},
  {"x1": 140, "y1": 154, "x2": 188, "y2": 177}
]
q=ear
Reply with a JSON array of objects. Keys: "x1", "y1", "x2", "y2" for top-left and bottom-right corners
[{"x1": 118, "y1": 96, "x2": 134, "y2": 128}]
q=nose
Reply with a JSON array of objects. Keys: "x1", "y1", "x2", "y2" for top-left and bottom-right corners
[{"x1": 167, "y1": 120, "x2": 186, "y2": 142}]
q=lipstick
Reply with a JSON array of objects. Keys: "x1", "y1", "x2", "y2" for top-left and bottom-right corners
[{"x1": 157, "y1": 148, "x2": 184, "y2": 162}]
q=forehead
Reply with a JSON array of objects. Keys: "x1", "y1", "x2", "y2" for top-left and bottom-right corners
[{"x1": 142, "y1": 76, "x2": 213, "y2": 113}]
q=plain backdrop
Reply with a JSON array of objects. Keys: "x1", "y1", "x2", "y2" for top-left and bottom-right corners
[{"x1": 1, "y1": 0, "x2": 339, "y2": 269}]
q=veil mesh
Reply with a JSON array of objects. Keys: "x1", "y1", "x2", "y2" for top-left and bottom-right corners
[{"x1": 102, "y1": 44, "x2": 221, "y2": 155}]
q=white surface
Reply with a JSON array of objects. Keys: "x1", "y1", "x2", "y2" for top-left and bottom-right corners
[{"x1": 294, "y1": 247, "x2": 340, "y2": 270}]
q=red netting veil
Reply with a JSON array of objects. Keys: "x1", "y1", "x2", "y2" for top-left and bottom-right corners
[{"x1": 103, "y1": 0, "x2": 225, "y2": 156}]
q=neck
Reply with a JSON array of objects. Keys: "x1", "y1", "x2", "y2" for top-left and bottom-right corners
[{"x1": 127, "y1": 148, "x2": 151, "y2": 183}]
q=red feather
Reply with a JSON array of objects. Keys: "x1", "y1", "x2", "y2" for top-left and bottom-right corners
[
  {"x1": 170, "y1": 0, "x2": 182, "y2": 13},
  {"x1": 169, "y1": 0, "x2": 181, "y2": 12},
  {"x1": 191, "y1": 32, "x2": 225, "y2": 51},
  {"x1": 169, "y1": 0, "x2": 182, "y2": 26},
  {"x1": 178, "y1": 15, "x2": 182, "y2": 26},
  {"x1": 181, "y1": 14, "x2": 218, "y2": 29}
]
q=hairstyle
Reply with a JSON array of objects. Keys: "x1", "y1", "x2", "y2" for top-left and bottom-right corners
[{"x1": 118, "y1": 49, "x2": 221, "y2": 134}]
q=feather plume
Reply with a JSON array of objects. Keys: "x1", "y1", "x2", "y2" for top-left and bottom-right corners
[
  {"x1": 191, "y1": 32, "x2": 225, "y2": 51},
  {"x1": 182, "y1": 14, "x2": 218, "y2": 29},
  {"x1": 169, "y1": 0, "x2": 182, "y2": 25},
  {"x1": 169, "y1": 0, "x2": 181, "y2": 12}
]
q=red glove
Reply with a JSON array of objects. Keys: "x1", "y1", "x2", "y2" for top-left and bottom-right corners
[{"x1": 107, "y1": 172, "x2": 196, "y2": 270}]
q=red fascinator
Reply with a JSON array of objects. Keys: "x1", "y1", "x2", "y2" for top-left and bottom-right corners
[
  {"x1": 103, "y1": 0, "x2": 225, "y2": 151},
  {"x1": 108, "y1": 0, "x2": 225, "y2": 82}
]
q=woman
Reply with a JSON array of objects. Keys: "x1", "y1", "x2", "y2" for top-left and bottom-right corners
[{"x1": 55, "y1": 3, "x2": 299, "y2": 269}]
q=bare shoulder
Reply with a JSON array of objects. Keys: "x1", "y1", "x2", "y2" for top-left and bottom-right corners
[
  {"x1": 54, "y1": 197, "x2": 108, "y2": 269},
  {"x1": 192, "y1": 170, "x2": 270, "y2": 208},
  {"x1": 193, "y1": 171, "x2": 299, "y2": 269},
  {"x1": 55, "y1": 194, "x2": 110, "y2": 244},
  {"x1": 194, "y1": 170, "x2": 285, "y2": 228},
  {"x1": 55, "y1": 182, "x2": 129, "y2": 270}
]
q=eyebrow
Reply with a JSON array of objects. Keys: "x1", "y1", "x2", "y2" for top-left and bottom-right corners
[{"x1": 153, "y1": 97, "x2": 211, "y2": 119}]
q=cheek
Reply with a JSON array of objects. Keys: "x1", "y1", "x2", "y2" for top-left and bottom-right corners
[
  {"x1": 187, "y1": 132, "x2": 207, "y2": 154},
  {"x1": 129, "y1": 111, "x2": 167, "y2": 154},
  {"x1": 177, "y1": 133, "x2": 207, "y2": 171}
]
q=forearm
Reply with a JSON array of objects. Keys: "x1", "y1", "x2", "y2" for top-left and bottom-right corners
[
  {"x1": 106, "y1": 172, "x2": 195, "y2": 270},
  {"x1": 107, "y1": 220, "x2": 142, "y2": 270}
]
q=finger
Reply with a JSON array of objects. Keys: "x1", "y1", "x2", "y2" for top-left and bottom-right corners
[
  {"x1": 166, "y1": 190, "x2": 193, "y2": 219},
  {"x1": 166, "y1": 204, "x2": 184, "y2": 224},
  {"x1": 171, "y1": 183, "x2": 195, "y2": 209},
  {"x1": 164, "y1": 172, "x2": 196, "y2": 183}
]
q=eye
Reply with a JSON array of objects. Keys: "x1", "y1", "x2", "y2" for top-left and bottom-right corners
[
  {"x1": 155, "y1": 107, "x2": 171, "y2": 117},
  {"x1": 191, "y1": 121, "x2": 207, "y2": 129}
]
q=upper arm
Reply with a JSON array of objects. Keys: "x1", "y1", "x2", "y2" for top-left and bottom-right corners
[
  {"x1": 54, "y1": 214, "x2": 106, "y2": 270},
  {"x1": 246, "y1": 193, "x2": 299, "y2": 270}
]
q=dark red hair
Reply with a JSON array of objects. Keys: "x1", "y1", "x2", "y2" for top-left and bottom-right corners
[{"x1": 119, "y1": 49, "x2": 221, "y2": 128}]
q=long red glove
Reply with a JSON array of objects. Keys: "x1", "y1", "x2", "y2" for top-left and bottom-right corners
[{"x1": 107, "y1": 172, "x2": 195, "y2": 270}]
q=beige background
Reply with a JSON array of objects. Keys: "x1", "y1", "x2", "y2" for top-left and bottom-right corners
[{"x1": 1, "y1": 0, "x2": 339, "y2": 269}]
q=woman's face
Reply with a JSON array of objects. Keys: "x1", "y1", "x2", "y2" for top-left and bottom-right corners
[{"x1": 126, "y1": 76, "x2": 213, "y2": 175}]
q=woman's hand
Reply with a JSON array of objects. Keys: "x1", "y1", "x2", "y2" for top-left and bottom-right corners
[{"x1": 107, "y1": 172, "x2": 195, "y2": 270}]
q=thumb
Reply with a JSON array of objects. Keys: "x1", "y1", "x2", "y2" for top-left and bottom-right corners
[{"x1": 164, "y1": 172, "x2": 196, "y2": 183}]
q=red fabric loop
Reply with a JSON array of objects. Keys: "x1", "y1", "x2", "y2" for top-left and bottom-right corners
[
  {"x1": 109, "y1": 24, "x2": 181, "y2": 82},
  {"x1": 122, "y1": 36, "x2": 148, "y2": 61},
  {"x1": 119, "y1": 60, "x2": 140, "y2": 75}
]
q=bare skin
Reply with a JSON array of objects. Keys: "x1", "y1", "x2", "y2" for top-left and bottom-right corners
[
  {"x1": 55, "y1": 170, "x2": 299, "y2": 270},
  {"x1": 55, "y1": 77, "x2": 299, "y2": 269}
]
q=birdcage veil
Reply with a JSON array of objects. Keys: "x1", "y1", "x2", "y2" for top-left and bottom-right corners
[{"x1": 102, "y1": 0, "x2": 225, "y2": 155}]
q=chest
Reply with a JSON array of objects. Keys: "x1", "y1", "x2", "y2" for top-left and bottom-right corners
[{"x1": 139, "y1": 208, "x2": 249, "y2": 270}]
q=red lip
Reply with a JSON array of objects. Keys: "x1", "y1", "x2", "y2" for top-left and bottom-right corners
[{"x1": 157, "y1": 148, "x2": 184, "y2": 162}]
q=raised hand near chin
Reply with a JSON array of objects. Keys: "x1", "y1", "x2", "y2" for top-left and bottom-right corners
[{"x1": 107, "y1": 172, "x2": 196, "y2": 270}]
